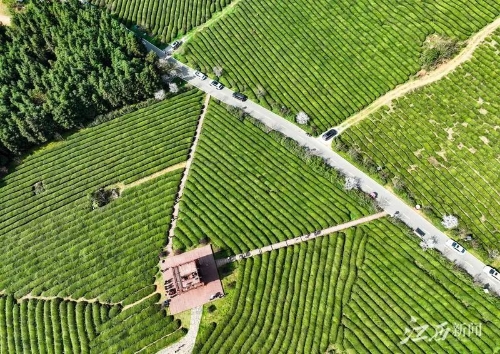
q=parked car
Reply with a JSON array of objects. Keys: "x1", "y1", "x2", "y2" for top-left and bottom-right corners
[
  {"x1": 194, "y1": 71, "x2": 207, "y2": 80},
  {"x1": 414, "y1": 228, "x2": 426, "y2": 238},
  {"x1": 483, "y1": 266, "x2": 500, "y2": 281},
  {"x1": 446, "y1": 239, "x2": 466, "y2": 254},
  {"x1": 321, "y1": 129, "x2": 338, "y2": 141},
  {"x1": 232, "y1": 92, "x2": 248, "y2": 101},
  {"x1": 210, "y1": 80, "x2": 224, "y2": 90},
  {"x1": 171, "y1": 40, "x2": 182, "y2": 49}
]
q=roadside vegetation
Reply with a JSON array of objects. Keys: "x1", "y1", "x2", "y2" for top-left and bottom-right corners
[
  {"x1": 195, "y1": 219, "x2": 500, "y2": 353},
  {"x1": 0, "y1": 0, "x2": 161, "y2": 170},
  {"x1": 0, "y1": 91, "x2": 203, "y2": 302},
  {"x1": 178, "y1": 0, "x2": 499, "y2": 133},
  {"x1": 174, "y1": 101, "x2": 374, "y2": 254},
  {"x1": 91, "y1": 0, "x2": 231, "y2": 43},
  {"x1": 337, "y1": 29, "x2": 500, "y2": 261}
]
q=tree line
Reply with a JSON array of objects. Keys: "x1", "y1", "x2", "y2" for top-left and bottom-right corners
[{"x1": 0, "y1": 0, "x2": 161, "y2": 173}]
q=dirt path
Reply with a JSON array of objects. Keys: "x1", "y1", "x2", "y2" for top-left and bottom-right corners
[
  {"x1": 18, "y1": 293, "x2": 120, "y2": 305},
  {"x1": 107, "y1": 162, "x2": 186, "y2": 193},
  {"x1": 337, "y1": 16, "x2": 500, "y2": 132},
  {"x1": 164, "y1": 94, "x2": 210, "y2": 255},
  {"x1": 216, "y1": 211, "x2": 388, "y2": 267},
  {"x1": 122, "y1": 291, "x2": 156, "y2": 311}
]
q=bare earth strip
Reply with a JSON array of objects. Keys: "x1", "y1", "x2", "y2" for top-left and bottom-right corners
[
  {"x1": 17, "y1": 293, "x2": 120, "y2": 305},
  {"x1": 337, "y1": 16, "x2": 500, "y2": 132},
  {"x1": 216, "y1": 211, "x2": 388, "y2": 267}
]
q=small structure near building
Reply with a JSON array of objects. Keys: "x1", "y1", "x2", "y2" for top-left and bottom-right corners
[{"x1": 160, "y1": 245, "x2": 224, "y2": 314}]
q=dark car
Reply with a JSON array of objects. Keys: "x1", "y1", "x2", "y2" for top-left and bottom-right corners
[
  {"x1": 171, "y1": 40, "x2": 182, "y2": 49},
  {"x1": 321, "y1": 129, "x2": 338, "y2": 141},
  {"x1": 414, "y1": 228, "x2": 426, "y2": 238},
  {"x1": 232, "y1": 92, "x2": 248, "y2": 101}
]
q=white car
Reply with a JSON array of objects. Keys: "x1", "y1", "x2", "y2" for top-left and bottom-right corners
[
  {"x1": 483, "y1": 266, "x2": 500, "y2": 281},
  {"x1": 194, "y1": 71, "x2": 207, "y2": 80},
  {"x1": 210, "y1": 80, "x2": 224, "y2": 90},
  {"x1": 446, "y1": 239, "x2": 466, "y2": 254}
]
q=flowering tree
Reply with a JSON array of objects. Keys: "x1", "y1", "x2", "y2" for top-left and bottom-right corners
[
  {"x1": 344, "y1": 176, "x2": 360, "y2": 191},
  {"x1": 213, "y1": 65, "x2": 223, "y2": 78},
  {"x1": 441, "y1": 215, "x2": 458, "y2": 229},
  {"x1": 169, "y1": 83, "x2": 179, "y2": 93},
  {"x1": 296, "y1": 111, "x2": 310, "y2": 125},
  {"x1": 154, "y1": 89, "x2": 166, "y2": 100}
]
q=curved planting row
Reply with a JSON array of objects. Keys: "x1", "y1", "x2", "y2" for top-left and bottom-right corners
[
  {"x1": 0, "y1": 296, "x2": 114, "y2": 354},
  {"x1": 1, "y1": 170, "x2": 183, "y2": 303},
  {"x1": 175, "y1": 102, "x2": 370, "y2": 254},
  {"x1": 0, "y1": 91, "x2": 204, "y2": 301},
  {"x1": 338, "y1": 30, "x2": 500, "y2": 253},
  {"x1": 194, "y1": 219, "x2": 500, "y2": 352},
  {"x1": 0, "y1": 90, "x2": 203, "y2": 236},
  {"x1": 195, "y1": 230, "x2": 365, "y2": 353},
  {"x1": 90, "y1": 295, "x2": 185, "y2": 353},
  {"x1": 91, "y1": 0, "x2": 231, "y2": 42},
  {"x1": 180, "y1": 0, "x2": 499, "y2": 132},
  {"x1": 342, "y1": 219, "x2": 500, "y2": 353}
]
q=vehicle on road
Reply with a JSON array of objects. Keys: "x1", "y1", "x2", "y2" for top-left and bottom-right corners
[
  {"x1": 195, "y1": 71, "x2": 207, "y2": 80},
  {"x1": 171, "y1": 40, "x2": 182, "y2": 49},
  {"x1": 483, "y1": 266, "x2": 500, "y2": 281},
  {"x1": 414, "y1": 228, "x2": 426, "y2": 238},
  {"x1": 210, "y1": 80, "x2": 224, "y2": 90},
  {"x1": 446, "y1": 239, "x2": 466, "y2": 254},
  {"x1": 232, "y1": 92, "x2": 248, "y2": 101},
  {"x1": 321, "y1": 129, "x2": 338, "y2": 141}
]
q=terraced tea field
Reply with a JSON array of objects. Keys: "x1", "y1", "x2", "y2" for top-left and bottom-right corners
[
  {"x1": 195, "y1": 219, "x2": 500, "y2": 353},
  {"x1": 0, "y1": 294, "x2": 185, "y2": 353},
  {"x1": 338, "y1": 29, "x2": 500, "y2": 256},
  {"x1": 0, "y1": 296, "x2": 113, "y2": 353},
  {"x1": 174, "y1": 101, "x2": 372, "y2": 254},
  {"x1": 0, "y1": 90, "x2": 204, "y2": 302},
  {"x1": 180, "y1": 0, "x2": 500, "y2": 132},
  {"x1": 91, "y1": 0, "x2": 231, "y2": 42}
]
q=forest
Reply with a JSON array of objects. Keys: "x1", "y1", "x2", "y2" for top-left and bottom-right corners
[{"x1": 0, "y1": 0, "x2": 161, "y2": 172}]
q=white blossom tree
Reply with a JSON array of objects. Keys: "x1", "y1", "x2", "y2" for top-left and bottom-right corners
[
  {"x1": 441, "y1": 215, "x2": 458, "y2": 229},
  {"x1": 296, "y1": 111, "x2": 310, "y2": 125},
  {"x1": 213, "y1": 65, "x2": 223, "y2": 78},
  {"x1": 169, "y1": 83, "x2": 179, "y2": 93},
  {"x1": 154, "y1": 89, "x2": 166, "y2": 100},
  {"x1": 344, "y1": 176, "x2": 360, "y2": 191}
]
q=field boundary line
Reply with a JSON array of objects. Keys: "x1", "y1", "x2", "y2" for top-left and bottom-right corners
[
  {"x1": 336, "y1": 16, "x2": 500, "y2": 132},
  {"x1": 216, "y1": 211, "x2": 388, "y2": 267},
  {"x1": 17, "y1": 292, "x2": 120, "y2": 305},
  {"x1": 165, "y1": 94, "x2": 211, "y2": 255}
]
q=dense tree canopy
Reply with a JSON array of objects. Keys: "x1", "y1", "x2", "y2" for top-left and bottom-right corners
[{"x1": 0, "y1": 0, "x2": 161, "y2": 161}]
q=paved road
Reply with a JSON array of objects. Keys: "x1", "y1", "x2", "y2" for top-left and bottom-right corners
[
  {"x1": 142, "y1": 40, "x2": 500, "y2": 295},
  {"x1": 157, "y1": 306, "x2": 203, "y2": 354}
]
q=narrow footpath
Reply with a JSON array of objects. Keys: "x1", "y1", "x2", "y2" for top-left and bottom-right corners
[
  {"x1": 164, "y1": 94, "x2": 210, "y2": 255},
  {"x1": 157, "y1": 306, "x2": 203, "y2": 354},
  {"x1": 216, "y1": 212, "x2": 388, "y2": 267}
]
